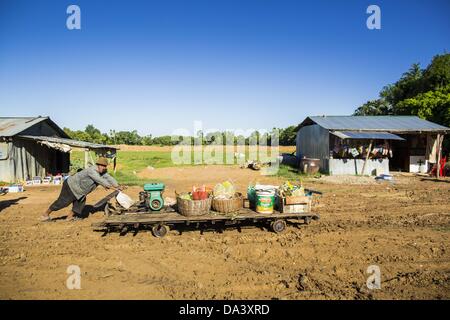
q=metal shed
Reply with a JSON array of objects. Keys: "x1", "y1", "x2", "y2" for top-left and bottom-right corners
[
  {"x1": 296, "y1": 116, "x2": 450, "y2": 175},
  {"x1": 0, "y1": 117, "x2": 117, "y2": 182}
]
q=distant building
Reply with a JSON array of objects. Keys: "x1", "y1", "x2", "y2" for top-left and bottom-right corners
[
  {"x1": 296, "y1": 116, "x2": 449, "y2": 175},
  {"x1": 0, "y1": 116, "x2": 117, "y2": 182}
]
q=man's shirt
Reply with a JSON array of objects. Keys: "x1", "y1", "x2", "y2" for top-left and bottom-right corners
[{"x1": 67, "y1": 166, "x2": 119, "y2": 200}]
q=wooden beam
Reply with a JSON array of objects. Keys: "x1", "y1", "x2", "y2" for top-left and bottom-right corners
[
  {"x1": 89, "y1": 151, "x2": 95, "y2": 166},
  {"x1": 84, "y1": 149, "x2": 89, "y2": 169},
  {"x1": 361, "y1": 139, "x2": 373, "y2": 176},
  {"x1": 436, "y1": 134, "x2": 442, "y2": 178}
]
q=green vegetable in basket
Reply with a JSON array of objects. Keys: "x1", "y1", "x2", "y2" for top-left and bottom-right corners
[
  {"x1": 279, "y1": 180, "x2": 305, "y2": 197},
  {"x1": 179, "y1": 193, "x2": 192, "y2": 200},
  {"x1": 213, "y1": 180, "x2": 236, "y2": 199}
]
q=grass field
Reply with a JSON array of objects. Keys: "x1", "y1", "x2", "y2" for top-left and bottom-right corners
[
  {"x1": 71, "y1": 150, "x2": 177, "y2": 185},
  {"x1": 71, "y1": 146, "x2": 301, "y2": 185}
]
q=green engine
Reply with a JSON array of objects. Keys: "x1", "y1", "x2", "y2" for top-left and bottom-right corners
[{"x1": 141, "y1": 183, "x2": 165, "y2": 211}]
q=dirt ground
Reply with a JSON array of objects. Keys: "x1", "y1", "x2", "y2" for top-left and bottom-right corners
[{"x1": 0, "y1": 165, "x2": 449, "y2": 300}]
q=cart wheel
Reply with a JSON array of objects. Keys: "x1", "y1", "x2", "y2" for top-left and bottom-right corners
[
  {"x1": 152, "y1": 224, "x2": 169, "y2": 238},
  {"x1": 271, "y1": 219, "x2": 287, "y2": 233},
  {"x1": 304, "y1": 217, "x2": 311, "y2": 225}
]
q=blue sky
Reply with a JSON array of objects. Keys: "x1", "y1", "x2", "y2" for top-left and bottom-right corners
[{"x1": 0, "y1": 0, "x2": 449, "y2": 136}]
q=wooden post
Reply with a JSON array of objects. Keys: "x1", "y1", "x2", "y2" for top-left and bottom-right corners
[
  {"x1": 436, "y1": 134, "x2": 442, "y2": 178},
  {"x1": 361, "y1": 140, "x2": 373, "y2": 176},
  {"x1": 89, "y1": 151, "x2": 95, "y2": 167},
  {"x1": 84, "y1": 149, "x2": 89, "y2": 169}
]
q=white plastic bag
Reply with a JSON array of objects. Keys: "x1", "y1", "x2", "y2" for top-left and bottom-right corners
[{"x1": 116, "y1": 191, "x2": 134, "y2": 209}]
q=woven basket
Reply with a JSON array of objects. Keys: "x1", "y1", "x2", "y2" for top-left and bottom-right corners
[
  {"x1": 212, "y1": 192, "x2": 243, "y2": 213},
  {"x1": 176, "y1": 192, "x2": 212, "y2": 216}
]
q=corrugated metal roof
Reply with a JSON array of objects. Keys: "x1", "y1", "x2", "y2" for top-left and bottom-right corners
[
  {"x1": 330, "y1": 131, "x2": 405, "y2": 140},
  {"x1": 300, "y1": 116, "x2": 450, "y2": 132},
  {"x1": 18, "y1": 135, "x2": 118, "y2": 150},
  {"x1": 0, "y1": 117, "x2": 49, "y2": 136}
]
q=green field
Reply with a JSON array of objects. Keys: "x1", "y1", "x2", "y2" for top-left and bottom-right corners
[
  {"x1": 71, "y1": 150, "x2": 177, "y2": 185},
  {"x1": 71, "y1": 148, "x2": 307, "y2": 185}
]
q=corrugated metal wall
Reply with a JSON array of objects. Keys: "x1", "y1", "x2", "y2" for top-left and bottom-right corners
[
  {"x1": 296, "y1": 124, "x2": 330, "y2": 173},
  {"x1": 0, "y1": 142, "x2": 13, "y2": 182},
  {"x1": 0, "y1": 138, "x2": 69, "y2": 182},
  {"x1": 12, "y1": 139, "x2": 46, "y2": 180},
  {"x1": 0, "y1": 120, "x2": 70, "y2": 182},
  {"x1": 329, "y1": 159, "x2": 390, "y2": 175}
]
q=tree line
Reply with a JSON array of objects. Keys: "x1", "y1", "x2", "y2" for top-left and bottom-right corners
[
  {"x1": 64, "y1": 53, "x2": 449, "y2": 148},
  {"x1": 353, "y1": 53, "x2": 449, "y2": 128},
  {"x1": 353, "y1": 52, "x2": 449, "y2": 151},
  {"x1": 63, "y1": 125, "x2": 298, "y2": 146}
]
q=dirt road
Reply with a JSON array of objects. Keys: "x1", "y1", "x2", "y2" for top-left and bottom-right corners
[{"x1": 0, "y1": 166, "x2": 449, "y2": 299}]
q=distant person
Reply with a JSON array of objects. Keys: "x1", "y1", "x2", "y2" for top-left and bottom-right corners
[
  {"x1": 41, "y1": 157, "x2": 122, "y2": 222},
  {"x1": 444, "y1": 154, "x2": 450, "y2": 177}
]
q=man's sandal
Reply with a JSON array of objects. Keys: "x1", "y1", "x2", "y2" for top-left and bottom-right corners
[
  {"x1": 40, "y1": 216, "x2": 53, "y2": 222},
  {"x1": 66, "y1": 216, "x2": 83, "y2": 222}
]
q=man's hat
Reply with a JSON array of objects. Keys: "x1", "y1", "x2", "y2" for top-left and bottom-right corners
[{"x1": 96, "y1": 157, "x2": 109, "y2": 167}]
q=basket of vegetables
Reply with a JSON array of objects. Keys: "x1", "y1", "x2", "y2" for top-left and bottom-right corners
[
  {"x1": 176, "y1": 186, "x2": 212, "y2": 216},
  {"x1": 211, "y1": 181, "x2": 243, "y2": 213}
]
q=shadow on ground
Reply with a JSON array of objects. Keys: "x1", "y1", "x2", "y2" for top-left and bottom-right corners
[
  {"x1": 420, "y1": 178, "x2": 450, "y2": 183},
  {"x1": 0, "y1": 197, "x2": 27, "y2": 212}
]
